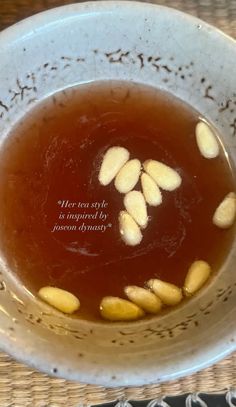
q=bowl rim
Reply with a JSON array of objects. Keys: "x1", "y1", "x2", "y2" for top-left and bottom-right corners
[{"x1": 0, "y1": 0, "x2": 236, "y2": 386}]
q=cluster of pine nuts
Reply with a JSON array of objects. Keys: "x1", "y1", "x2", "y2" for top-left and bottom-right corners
[
  {"x1": 99, "y1": 260, "x2": 212, "y2": 321},
  {"x1": 99, "y1": 146, "x2": 182, "y2": 246},
  {"x1": 37, "y1": 260, "x2": 211, "y2": 320}
]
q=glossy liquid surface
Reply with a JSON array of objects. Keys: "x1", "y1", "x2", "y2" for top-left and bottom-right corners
[{"x1": 0, "y1": 81, "x2": 234, "y2": 320}]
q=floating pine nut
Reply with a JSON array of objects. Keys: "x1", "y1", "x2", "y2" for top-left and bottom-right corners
[
  {"x1": 124, "y1": 190, "x2": 148, "y2": 229},
  {"x1": 119, "y1": 210, "x2": 142, "y2": 246},
  {"x1": 115, "y1": 159, "x2": 141, "y2": 193},
  {"x1": 38, "y1": 286, "x2": 80, "y2": 314},
  {"x1": 124, "y1": 285, "x2": 162, "y2": 314},
  {"x1": 143, "y1": 160, "x2": 182, "y2": 191},
  {"x1": 100, "y1": 296, "x2": 144, "y2": 321},
  {"x1": 213, "y1": 192, "x2": 236, "y2": 229},
  {"x1": 147, "y1": 279, "x2": 183, "y2": 306},
  {"x1": 195, "y1": 121, "x2": 220, "y2": 159},
  {"x1": 183, "y1": 260, "x2": 211, "y2": 296},
  {"x1": 98, "y1": 146, "x2": 130, "y2": 186},
  {"x1": 141, "y1": 172, "x2": 162, "y2": 206}
]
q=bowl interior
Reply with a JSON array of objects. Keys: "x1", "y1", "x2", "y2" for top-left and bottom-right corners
[{"x1": 0, "y1": 1, "x2": 236, "y2": 386}]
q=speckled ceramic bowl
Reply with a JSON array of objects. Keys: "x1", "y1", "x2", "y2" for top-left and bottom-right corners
[{"x1": 0, "y1": 1, "x2": 235, "y2": 386}]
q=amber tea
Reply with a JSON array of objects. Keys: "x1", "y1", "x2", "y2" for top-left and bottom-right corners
[{"x1": 0, "y1": 81, "x2": 235, "y2": 321}]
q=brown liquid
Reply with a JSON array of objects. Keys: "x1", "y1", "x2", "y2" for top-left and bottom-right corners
[{"x1": 0, "y1": 81, "x2": 234, "y2": 321}]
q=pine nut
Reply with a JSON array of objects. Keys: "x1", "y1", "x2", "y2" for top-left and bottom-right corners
[
  {"x1": 141, "y1": 172, "x2": 162, "y2": 206},
  {"x1": 38, "y1": 286, "x2": 80, "y2": 314},
  {"x1": 143, "y1": 160, "x2": 182, "y2": 191},
  {"x1": 147, "y1": 279, "x2": 183, "y2": 306},
  {"x1": 100, "y1": 296, "x2": 145, "y2": 321},
  {"x1": 115, "y1": 159, "x2": 141, "y2": 193},
  {"x1": 195, "y1": 120, "x2": 220, "y2": 159},
  {"x1": 98, "y1": 146, "x2": 130, "y2": 186},
  {"x1": 213, "y1": 192, "x2": 236, "y2": 229},
  {"x1": 183, "y1": 260, "x2": 211, "y2": 296},
  {"x1": 119, "y1": 210, "x2": 142, "y2": 246},
  {"x1": 124, "y1": 285, "x2": 162, "y2": 313},
  {"x1": 124, "y1": 190, "x2": 148, "y2": 229}
]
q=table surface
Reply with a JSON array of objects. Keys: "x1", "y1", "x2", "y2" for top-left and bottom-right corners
[{"x1": 0, "y1": 1, "x2": 236, "y2": 406}]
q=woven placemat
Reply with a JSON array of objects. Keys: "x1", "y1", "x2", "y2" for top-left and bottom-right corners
[
  {"x1": 0, "y1": 0, "x2": 236, "y2": 38},
  {"x1": 0, "y1": 1, "x2": 236, "y2": 406}
]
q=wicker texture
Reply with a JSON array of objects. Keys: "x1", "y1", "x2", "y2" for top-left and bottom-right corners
[
  {"x1": 0, "y1": 0, "x2": 235, "y2": 38},
  {"x1": 0, "y1": 1, "x2": 235, "y2": 406},
  {"x1": 1, "y1": 352, "x2": 236, "y2": 406}
]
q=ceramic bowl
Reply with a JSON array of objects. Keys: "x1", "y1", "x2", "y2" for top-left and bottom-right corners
[{"x1": 0, "y1": 1, "x2": 235, "y2": 386}]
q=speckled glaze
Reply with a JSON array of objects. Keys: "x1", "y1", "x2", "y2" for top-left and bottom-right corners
[{"x1": 0, "y1": 1, "x2": 235, "y2": 386}]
